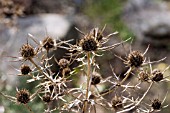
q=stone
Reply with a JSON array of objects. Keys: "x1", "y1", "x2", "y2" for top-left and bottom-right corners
[{"x1": 123, "y1": 0, "x2": 170, "y2": 47}]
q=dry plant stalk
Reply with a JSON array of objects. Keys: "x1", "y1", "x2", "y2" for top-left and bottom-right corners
[{"x1": 1, "y1": 25, "x2": 170, "y2": 113}]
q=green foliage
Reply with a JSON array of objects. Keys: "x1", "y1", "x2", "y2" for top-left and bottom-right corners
[{"x1": 84, "y1": 0, "x2": 134, "y2": 40}]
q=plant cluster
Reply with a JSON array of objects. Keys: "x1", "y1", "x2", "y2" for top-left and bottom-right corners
[{"x1": 1, "y1": 25, "x2": 170, "y2": 113}]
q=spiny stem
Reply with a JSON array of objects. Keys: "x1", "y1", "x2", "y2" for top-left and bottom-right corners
[
  {"x1": 83, "y1": 52, "x2": 91, "y2": 113},
  {"x1": 100, "y1": 67, "x2": 133, "y2": 96},
  {"x1": 29, "y1": 58, "x2": 54, "y2": 83},
  {"x1": 137, "y1": 82, "x2": 153, "y2": 105},
  {"x1": 120, "y1": 67, "x2": 132, "y2": 85}
]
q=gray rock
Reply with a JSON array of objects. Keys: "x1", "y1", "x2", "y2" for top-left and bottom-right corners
[
  {"x1": 123, "y1": 0, "x2": 170, "y2": 46},
  {"x1": 0, "y1": 14, "x2": 79, "y2": 85}
]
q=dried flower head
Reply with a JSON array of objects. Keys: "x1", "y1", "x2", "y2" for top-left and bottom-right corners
[
  {"x1": 138, "y1": 70, "x2": 149, "y2": 82},
  {"x1": 20, "y1": 44, "x2": 35, "y2": 59},
  {"x1": 79, "y1": 34, "x2": 98, "y2": 52},
  {"x1": 152, "y1": 69, "x2": 163, "y2": 82},
  {"x1": 111, "y1": 95, "x2": 123, "y2": 109},
  {"x1": 91, "y1": 72, "x2": 101, "y2": 85},
  {"x1": 20, "y1": 65, "x2": 32, "y2": 75},
  {"x1": 42, "y1": 37, "x2": 54, "y2": 51},
  {"x1": 151, "y1": 99, "x2": 162, "y2": 110},
  {"x1": 67, "y1": 26, "x2": 127, "y2": 57},
  {"x1": 58, "y1": 58, "x2": 70, "y2": 69},
  {"x1": 127, "y1": 51, "x2": 144, "y2": 68},
  {"x1": 42, "y1": 95, "x2": 51, "y2": 103},
  {"x1": 16, "y1": 89, "x2": 30, "y2": 104}
]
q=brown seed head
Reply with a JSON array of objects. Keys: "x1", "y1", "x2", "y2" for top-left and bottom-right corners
[
  {"x1": 42, "y1": 37, "x2": 54, "y2": 50},
  {"x1": 111, "y1": 95, "x2": 123, "y2": 109},
  {"x1": 58, "y1": 58, "x2": 70, "y2": 69},
  {"x1": 138, "y1": 70, "x2": 149, "y2": 82},
  {"x1": 127, "y1": 51, "x2": 144, "y2": 67},
  {"x1": 152, "y1": 69, "x2": 163, "y2": 82},
  {"x1": 16, "y1": 89, "x2": 30, "y2": 104},
  {"x1": 80, "y1": 34, "x2": 98, "y2": 52},
  {"x1": 91, "y1": 72, "x2": 101, "y2": 85},
  {"x1": 20, "y1": 65, "x2": 32, "y2": 75},
  {"x1": 42, "y1": 95, "x2": 51, "y2": 103},
  {"x1": 152, "y1": 99, "x2": 162, "y2": 110},
  {"x1": 20, "y1": 44, "x2": 35, "y2": 59}
]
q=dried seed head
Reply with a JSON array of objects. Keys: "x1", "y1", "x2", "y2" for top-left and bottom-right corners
[
  {"x1": 152, "y1": 69, "x2": 163, "y2": 82},
  {"x1": 138, "y1": 70, "x2": 149, "y2": 82},
  {"x1": 16, "y1": 89, "x2": 30, "y2": 104},
  {"x1": 62, "y1": 67, "x2": 71, "y2": 76},
  {"x1": 152, "y1": 99, "x2": 162, "y2": 110},
  {"x1": 42, "y1": 95, "x2": 51, "y2": 103},
  {"x1": 20, "y1": 65, "x2": 32, "y2": 75},
  {"x1": 42, "y1": 37, "x2": 54, "y2": 50},
  {"x1": 20, "y1": 44, "x2": 35, "y2": 59},
  {"x1": 80, "y1": 34, "x2": 98, "y2": 52},
  {"x1": 111, "y1": 95, "x2": 123, "y2": 109},
  {"x1": 58, "y1": 58, "x2": 70, "y2": 69},
  {"x1": 127, "y1": 51, "x2": 144, "y2": 67},
  {"x1": 91, "y1": 72, "x2": 101, "y2": 85}
]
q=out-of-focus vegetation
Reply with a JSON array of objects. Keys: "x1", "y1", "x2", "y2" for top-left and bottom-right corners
[{"x1": 84, "y1": 0, "x2": 134, "y2": 40}]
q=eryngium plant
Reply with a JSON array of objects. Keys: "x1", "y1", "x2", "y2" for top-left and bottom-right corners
[{"x1": 1, "y1": 25, "x2": 170, "y2": 113}]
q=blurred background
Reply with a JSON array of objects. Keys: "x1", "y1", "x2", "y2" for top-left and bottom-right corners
[{"x1": 1, "y1": 0, "x2": 170, "y2": 113}]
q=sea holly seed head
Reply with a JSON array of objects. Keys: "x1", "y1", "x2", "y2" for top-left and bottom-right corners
[
  {"x1": 20, "y1": 65, "x2": 32, "y2": 75},
  {"x1": 138, "y1": 70, "x2": 149, "y2": 82},
  {"x1": 20, "y1": 44, "x2": 35, "y2": 59},
  {"x1": 91, "y1": 72, "x2": 101, "y2": 85},
  {"x1": 58, "y1": 58, "x2": 70, "y2": 69},
  {"x1": 42, "y1": 37, "x2": 54, "y2": 50},
  {"x1": 16, "y1": 89, "x2": 30, "y2": 104},
  {"x1": 80, "y1": 34, "x2": 98, "y2": 52},
  {"x1": 127, "y1": 51, "x2": 144, "y2": 67},
  {"x1": 152, "y1": 99, "x2": 162, "y2": 110},
  {"x1": 152, "y1": 69, "x2": 163, "y2": 82}
]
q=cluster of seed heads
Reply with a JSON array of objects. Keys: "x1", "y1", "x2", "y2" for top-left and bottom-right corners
[{"x1": 1, "y1": 26, "x2": 170, "y2": 113}]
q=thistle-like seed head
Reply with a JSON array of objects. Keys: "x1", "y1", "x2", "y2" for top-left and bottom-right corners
[
  {"x1": 58, "y1": 58, "x2": 70, "y2": 69},
  {"x1": 20, "y1": 65, "x2": 32, "y2": 75},
  {"x1": 20, "y1": 44, "x2": 35, "y2": 59},
  {"x1": 152, "y1": 99, "x2": 162, "y2": 110},
  {"x1": 42, "y1": 37, "x2": 54, "y2": 50},
  {"x1": 42, "y1": 95, "x2": 51, "y2": 103},
  {"x1": 111, "y1": 95, "x2": 123, "y2": 109},
  {"x1": 138, "y1": 70, "x2": 149, "y2": 82},
  {"x1": 16, "y1": 89, "x2": 30, "y2": 104},
  {"x1": 152, "y1": 69, "x2": 163, "y2": 82},
  {"x1": 91, "y1": 72, "x2": 101, "y2": 85},
  {"x1": 80, "y1": 34, "x2": 98, "y2": 52},
  {"x1": 127, "y1": 51, "x2": 144, "y2": 67}
]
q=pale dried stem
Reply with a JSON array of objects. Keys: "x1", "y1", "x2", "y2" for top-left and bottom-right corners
[{"x1": 83, "y1": 52, "x2": 91, "y2": 113}]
